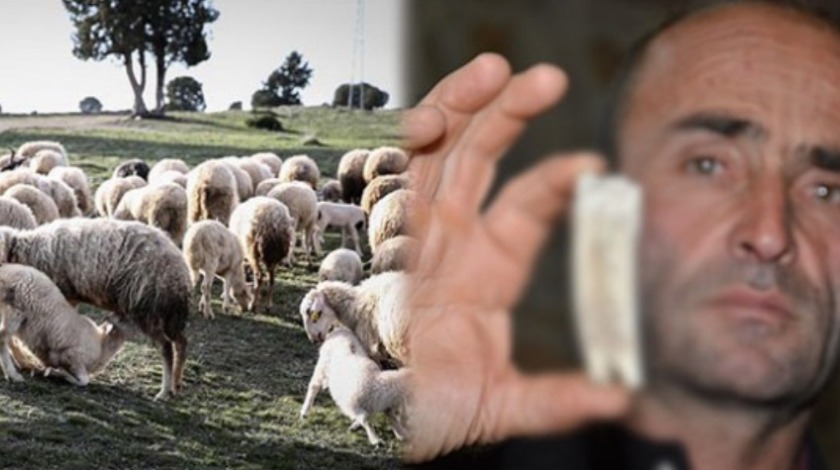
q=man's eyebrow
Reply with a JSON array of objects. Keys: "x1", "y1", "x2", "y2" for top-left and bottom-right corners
[
  {"x1": 671, "y1": 113, "x2": 767, "y2": 139},
  {"x1": 810, "y1": 146, "x2": 840, "y2": 173}
]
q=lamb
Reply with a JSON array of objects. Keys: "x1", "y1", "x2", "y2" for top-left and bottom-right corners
[
  {"x1": 337, "y1": 148, "x2": 369, "y2": 204},
  {"x1": 48, "y1": 166, "x2": 94, "y2": 216},
  {"x1": 113, "y1": 182, "x2": 188, "y2": 246},
  {"x1": 0, "y1": 196, "x2": 36, "y2": 229},
  {"x1": 220, "y1": 159, "x2": 254, "y2": 201},
  {"x1": 113, "y1": 159, "x2": 150, "y2": 180},
  {"x1": 15, "y1": 141, "x2": 68, "y2": 160},
  {"x1": 315, "y1": 201, "x2": 366, "y2": 255},
  {"x1": 29, "y1": 150, "x2": 67, "y2": 174},
  {"x1": 319, "y1": 248, "x2": 364, "y2": 285},
  {"x1": 368, "y1": 189, "x2": 416, "y2": 253},
  {"x1": 0, "y1": 218, "x2": 191, "y2": 400},
  {"x1": 186, "y1": 160, "x2": 238, "y2": 225},
  {"x1": 94, "y1": 176, "x2": 146, "y2": 217},
  {"x1": 182, "y1": 220, "x2": 252, "y2": 318},
  {"x1": 360, "y1": 174, "x2": 410, "y2": 216},
  {"x1": 228, "y1": 197, "x2": 294, "y2": 313},
  {"x1": 299, "y1": 271, "x2": 409, "y2": 365},
  {"x1": 362, "y1": 146, "x2": 408, "y2": 184},
  {"x1": 278, "y1": 155, "x2": 320, "y2": 190},
  {"x1": 370, "y1": 236, "x2": 419, "y2": 275},
  {"x1": 0, "y1": 263, "x2": 127, "y2": 386},
  {"x1": 4, "y1": 184, "x2": 59, "y2": 225},
  {"x1": 300, "y1": 323, "x2": 409, "y2": 446},
  {"x1": 319, "y1": 179, "x2": 342, "y2": 202},
  {"x1": 249, "y1": 152, "x2": 283, "y2": 175},
  {"x1": 267, "y1": 182, "x2": 320, "y2": 263},
  {"x1": 147, "y1": 158, "x2": 190, "y2": 183}
]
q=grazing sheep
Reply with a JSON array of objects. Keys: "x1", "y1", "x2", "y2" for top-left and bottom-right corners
[
  {"x1": 368, "y1": 189, "x2": 416, "y2": 253},
  {"x1": 255, "y1": 178, "x2": 282, "y2": 197},
  {"x1": 300, "y1": 323, "x2": 409, "y2": 446},
  {"x1": 315, "y1": 201, "x2": 366, "y2": 255},
  {"x1": 94, "y1": 176, "x2": 146, "y2": 217},
  {"x1": 15, "y1": 141, "x2": 68, "y2": 160},
  {"x1": 319, "y1": 179, "x2": 342, "y2": 202},
  {"x1": 0, "y1": 196, "x2": 36, "y2": 229},
  {"x1": 0, "y1": 169, "x2": 79, "y2": 219},
  {"x1": 0, "y1": 219, "x2": 192, "y2": 400},
  {"x1": 186, "y1": 160, "x2": 238, "y2": 225},
  {"x1": 226, "y1": 157, "x2": 272, "y2": 190},
  {"x1": 113, "y1": 159, "x2": 151, "y2": 180},
  {"x1": 363, "y1": 146, "x2": 408, "y2": 184},
  {"x1": 48, "y1": 166, "x2": 94, "y2": 216},
  {"x1": 267, "y1": 182, "x2": 320, "y2": 263},
  {"x1": 229, "y1": 197, "x2": 294, "y2": 313},
  {"x1": 0, "y1": 263, "x2": 127, "y2": 386},
  {"x1": 249, "y1": 152, "x2": 283, "y2": 175},
  {"x1": 299, "y1": 271, "x2": 409, "y2": 365},
  {"x1": 319, "y1": 248, "x2": 364, "y2": 285},
  {"x1": 29, "y1": 150, "x2": 67, "y2": 174},
  {"x1": 150, "y1": 170, "x2": 187, "y2": 188},
  {"x1": 113, "y1": 182, "x2": 188, "y2": 246},
  {"x1": 360, "y1": 174, "x2": 410, "y2": 216},
  {"x1": 4, "y1": 184, "x2": 59, "y2": 225},
  {"x1": 278, "y1": 155, "x2": 320, "y2": 190},
  {"x1": 337, "y1": 148, "x2": 369, "y2": 204},
  {"x1": 370, "y1": 236, "x2": 419, "y2": 275},
  {"x1": 220, "y1": 159, "x2": 254, "y2": 201},
  {"x1": 147, "y1": 158, "x2": 190, "y2": 183},
  {"x1": 182, "y1": 220, "x2": 252, "y2": 318}
]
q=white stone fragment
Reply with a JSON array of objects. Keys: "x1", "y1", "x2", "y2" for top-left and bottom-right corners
[{"x1": 571, "y1": 171, "x2": 644, "y2": 389}]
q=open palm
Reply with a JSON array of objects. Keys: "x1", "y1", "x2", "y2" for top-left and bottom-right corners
[{"x1": 402, "y1": 54, "x2": 630, "y2": 462}]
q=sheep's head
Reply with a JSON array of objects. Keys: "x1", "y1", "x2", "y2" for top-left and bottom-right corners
[
  {"x1": 299, "y1": 288, "x2": 339, "y2": 343},
  {"x1": 233, "y1": 283, "x2": 254, "y2": 313}
]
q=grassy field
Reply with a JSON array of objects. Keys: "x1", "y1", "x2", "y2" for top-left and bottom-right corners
[{"x1": 0, "y1": 107, "x2": 403, "y2": 469}]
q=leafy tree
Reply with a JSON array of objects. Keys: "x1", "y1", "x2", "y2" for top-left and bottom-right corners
[
  {"x1": 166, "y1": 76, "x2": 205, "y2": 111},
  {"x1": 79, "y1": 96, "x2": 103, "y2": 114},
  {"x1": 63, "y1": 0, "x2": 218, "y2": 117},
  {"x1": 253, "y1": 51, "x2": 313, "y2": 107}
]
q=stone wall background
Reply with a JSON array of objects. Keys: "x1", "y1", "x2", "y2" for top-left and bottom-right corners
[{"x1": 405, "y1": 0, "x2": 840, "y2": 464}]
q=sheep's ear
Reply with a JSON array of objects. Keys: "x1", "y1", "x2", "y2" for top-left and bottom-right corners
[{"x1": 102, "y1": 322, "x2": 114, "y2": 335}]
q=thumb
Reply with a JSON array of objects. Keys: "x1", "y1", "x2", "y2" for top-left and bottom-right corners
[{"x1": 487, "y1": 372, "x2": 631, "y2": 442}]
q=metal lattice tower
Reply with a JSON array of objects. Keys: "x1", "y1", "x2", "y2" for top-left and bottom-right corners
[{"x1": 347, "y1": 0, "x2": 366, "y2": 108}]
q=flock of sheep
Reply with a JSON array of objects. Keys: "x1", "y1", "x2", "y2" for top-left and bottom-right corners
[{"x1": 0, "y1": 140, "x2": 419, "y2": 447}]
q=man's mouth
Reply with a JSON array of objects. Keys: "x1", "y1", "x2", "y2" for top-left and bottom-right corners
[{"x1": 711, "y1": 287, "x2": 793, "y2": 326}]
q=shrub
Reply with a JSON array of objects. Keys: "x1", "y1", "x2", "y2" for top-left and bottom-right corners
[
  {"x1": 246, "y1": 115, "x2": 283, "y2": 132},
  {"x1": 79, "y1": 96, "x2": 103, "y2": 114}
]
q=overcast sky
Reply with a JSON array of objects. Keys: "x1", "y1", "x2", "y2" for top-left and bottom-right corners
[{"x1": 0, "y1": 0, "x2": 405, "y2": 113}]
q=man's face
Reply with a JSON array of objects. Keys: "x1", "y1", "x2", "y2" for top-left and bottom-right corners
[{"x1": 619, "y1": 5, "x2": 840, "y2": 405}]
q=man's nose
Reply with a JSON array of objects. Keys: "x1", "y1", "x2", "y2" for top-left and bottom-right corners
[{"x1": 728, "y1": 179, "x2": 796, "y2": 265}]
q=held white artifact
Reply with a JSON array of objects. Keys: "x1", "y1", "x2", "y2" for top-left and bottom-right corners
[{"x1": 571, "y1": 172, "x2": 644, "y2": 389}]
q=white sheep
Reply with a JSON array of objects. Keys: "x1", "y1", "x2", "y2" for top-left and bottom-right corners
[
  {"x1": 48, "y1": 166, "x2": 94, "y2": 216},
  {"x1": 186, "y1": 160, "x2": 239, "y2": 225},
  {"x1": 249, "y1": 152, "x2": 283, "y2": 175},
  {"x1": 299, "y1": 271, "x2": 409, "y2": 365},
  {"x1": 225, "y1": 157, "x2": 272, "y2": 190},
  {"x1": 220, "y1": 158, "x2": 254, "y2": 201},
  {"x1": 29, "y1": 149, "x2": 67, "y2": 174},
  {"x1": 278, "y1": 155, "x2": 320, "y2": 190},
  {"x1": 94, "y1": 175, "x2": 146, "y2": 217},
  {"x1": 360, "y1": 174, "x2": 410, "y2": 216},
  {"x1": 363, "y1": 146, "x2": 408, "y2": 184},
  {"x1": 113, "y1": 182, "x2": 188, "y2": 246},
  {"x1": 150, "y1": 170, "x2": 187, "y2": 188},
  {"x1": 370, "y1": 235, "x2": 418, "y2": 275},
  {"x1": 254, "y1": 178, "x2": 283, "y2": 197},
  {"x1": 182, "y1": 220, "x2": 252, "y2": 318},
  {"x1": 300, "y1": 323, "x2": 409, "y2": 446},
  {"x1": 0, "y1": 218, "x2": 192, "y2": 400},
  {"x1": 337, "y1": 148, "x2": 369, "y2": 204},
  {"x1": 368, "y1": 189, "x2": 416, "y2": 253},
  {"x1": 0, "y1": 196, "x2": 36, "y2": 229},
  {"x1": 15, "y1": 141, "x2": 68, "y2": 160},
  {"x1": 0, "y1": 169, "x2": 79, "y2": 218},
  {"x1": 315, "y1": 201, "x2": 366, "y2": 255},
  {"x1": 0, "y1": 263, "x2": 127, "y2": 386},
  {"x1": 147, "y1": 158, "x2": 190, "y2": 183},
  {"x1": 4, "y1": 184, "x2": 59, "y2": 225},
  {"x1": 319, "y1": 179, "x2": 342, "y2": 202},
  {"x1": 228, "y1": 196, "x2": 295, "y2": 313},
  {"x1": 319, "y1": 248, "x2": 364, "y2": 285},
  {"x1": 267, "y1": 182, "x2": 321, "y2": 263}
]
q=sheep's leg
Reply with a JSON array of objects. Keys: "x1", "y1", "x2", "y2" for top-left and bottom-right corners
[
  {"x1": 310, "y1": 227, "x2": 323, "y2": 257},
  {"x1": 155, "y1": 341, "x2": 175, "y2": 401},
  {"x1": 199, "y1": 265, "x2": 217, "y2": 319},
  {"x1": 350, "y1": 226, "x2": 362, "y2": 256},
  {"x1": 300, "y1": 358, "x2": 327, "y2": 418},
  {"x1": 0, "y1": 337, "x2": 23, "y2": 383},
  {"x1": 389, "y1": 410, "x2": 408, "y2": 441},
  {"x1": 172, "y1": 335, "x2": 188, "y2": 395},
  {"x1": 340, "y1": 226, "x2": 348, "y2": 248},
  {"x1": 265, "y1": 267, "x2": 276, "y2": 312},
  {"x1": 52, "y1": 363, "x2": 90, "y2": 387},
  {"x1": 221, "y1": 278, "x2": 233, "y2": 313},
  {"x1": 357, "y1": 414, "x2": 382, "y2": 446},
  {"x1": 248, "y1": 265, "x2": 262, "y2": 313}
]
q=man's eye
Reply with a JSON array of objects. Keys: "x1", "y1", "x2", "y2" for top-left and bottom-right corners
[
  {"x1": 687, "y1": 156, "x2": 723, "y2": 175},
  {"x1": 813, "y1": 184, "x2": 840, "y2": 204}
]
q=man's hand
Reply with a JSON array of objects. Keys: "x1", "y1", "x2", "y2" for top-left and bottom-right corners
[{"x1": 402, "y1": 53, "x2": 631, "y2": 462}]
